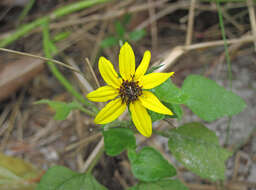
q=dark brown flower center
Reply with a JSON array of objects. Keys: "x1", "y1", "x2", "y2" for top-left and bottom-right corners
[{"x1": 119, "y1": 79, "x2": 142, "y2": 104}]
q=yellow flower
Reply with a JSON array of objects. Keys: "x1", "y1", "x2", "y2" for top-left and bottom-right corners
[{"x1": 86, "y1": 42, "x2": 174, "y2": 137}]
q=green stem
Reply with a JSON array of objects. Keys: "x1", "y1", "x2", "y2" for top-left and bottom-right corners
[
  {"x1": 78, "y1": 106, "x2": 96, "y2": 117},
  {"x1": 0, "y1": 0, "x2": 111, "y2": 48},
  {"x1": 0, "y1": 17, "x2": 47, "y2": 47},
  {"x1": 52, "y1": 0, "x2": 109, "y2": 19},
  {"x1": 216, "y1": 0, "x2": 233, "y2": 145},
  {"x1": 104, "y1": 120, "x2": 131, "y2": 129},
  {"x1": 42, "y1": 20, "x2": 96, "y2": 113},
  {"x1": 216, "y1": 1, "x2": 232, "y2": 89},
  {"x1": 18, "y1": 0, "x2": 36, "y2": 24}
]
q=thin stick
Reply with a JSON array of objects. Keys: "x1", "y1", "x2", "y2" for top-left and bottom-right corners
[
  {"x1": 185, "y1": 35, "x2": 255, "y2": 51},
  {"x1": 65, "y1": 57, "x2": 94, "y2": 93},
  {"x1": 0, "y1": 6, "x2": 12, "y2": 22},
  {"x1": 0, "y1": 48, "x2": 82, "y2": 74},
  {"x1": 90, "y1": 21, "x2": 108, "y2": 64},
  {"x1": 81, "y1": 137, "x2": 104, "y2": 173},
  {"x1": 75, "y1": 110, "x2": 85, "y2": 172},
  {"x1": 65, "y1": 133, "x2": 101, "y2": 152},
  {"x1": 48, "y1": 0, "x2": 169, "y2": 30},
  {"x1": 85, "y1": 58, "x2": 100, "y2": 88},
  {"x1": 247, "y1": 0, "x2": 256, "y2": 51},
  {"x1": 185, "y1": 0, "x2": 196, "y2": 45},
  {"x1": 216, "y1": 0, "x2": 233, "y2": 146},
  {"x1": 148, "y1": 0, "x2": 158, "y2": 50},
  {"x1": 221, "y1": 8, "x2": 244, "y2": 33},
  {"x1": 154, "y1": 34, "x2": 255, "y2": 72},
  {"x1": 232, "y1": 152, "x2": 241, "y2": 181},
  {"x1": 1, "y1": 89, "x2": 25, "y2": 150},
  {"x1": 0, "y1": 0, "x2": 111, "y2": 47},
  {"x1": 136, "y1": 2, "x2": 189, "y2": 30}
]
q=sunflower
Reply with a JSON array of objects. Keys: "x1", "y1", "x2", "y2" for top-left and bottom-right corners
[{"x1": 86, "y1": 42, "x2": 174, "y2": 137}]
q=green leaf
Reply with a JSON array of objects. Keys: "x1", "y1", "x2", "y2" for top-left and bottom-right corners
[
  {"x1": 148, "y1": 110, "x2": 165, "y2": 122},
  {"x1": 168, "y1": 122, "x2": 232, "y2": 181},
  {"x1": 152, "y1": 79, "x2": 188, "y2": 104},
  {"x1": 129, "y1": 29, "x2": 146, "y2": 41},
  {"x1": 0, "y1": 153, "x2": 38, "y2": 179},
  {"x1": 115, "y1": 21, "x2": 125, "y2": 37},
  {"x1": 53, "y1": 31, "x2": 71, "y2": 42},
  {"x1": 0, "y1": 153, "x2": 40, "y2": 190},
  {"x1": 148, "y1": 103, "x2": 183, "y2": 122},
  {"x1": 169, "y1": 103, "x2": 183, "y2": 120},
  {"x1": 201, "y1": 0, "x2": 249, "y2": 2},
  {"x1": 127, "y1": 179, "x2": 188, "y2": 190},
  {"x1": 100, "y1": 36, "x2": 119, "y2": 48},
  {"x1": 35, "y1": 100, "x2": 85, "y2": 120},
  {"x1": 48, "y1": 40, "x2": 58, "y2": 55},
  {"x1": 128, "y1": 147, "x2": 176, "y2": 182},
  {"x1": 182, "y1": 75, "x2": 246, "y2": 121},
  {"x1": 146, "y1": 64, "x2": 164, "y2": 74},
  {"x1": 36, "y1": 166, "x2": 107, "y2": 190},
  {"x1": 103, "y1": 128, "x2": 136, "y2": 156}
]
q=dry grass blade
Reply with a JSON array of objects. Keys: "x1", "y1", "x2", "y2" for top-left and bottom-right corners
[
  {"x1": 1, "y1": 88, "x2": 25, "y2": 150},
  {"x1": 81, "y1": 137, "x2": 104, "y2": 172},
  {"x1": 0, "y1": 48, "x2": 82, "y2": 74},
  {"x1": 64, "y1": 133, "x2": 101, "y2": 152},
  {"x1": 185, "y1": 0, "x2": 196, "y2": 46},
  {"x1": 85, "y1": 58, "x2": 100, "y2": 88},
  {"x1": 148, "y1": 0, "x2": 158, "y2": 50},
  {"x1": 154, "y1": 34, "x2": 256, "y2": 72},
  {"x1": 247, "y1": 0, "x2": 256, "y2": 51}
]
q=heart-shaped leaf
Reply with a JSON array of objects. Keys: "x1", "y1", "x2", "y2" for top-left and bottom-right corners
[
  {"x1": 36, "y1": 166, "x2": 107, "y2": 190},
  {"x1": 182, "y1": 75, "x2": 246, "y2": 121},
  {"x1": 35, "y1": 100, "x2": 86, "y2": 120},
  {"x1": 128, "y1": 147, "x2": 176, "y2": 182},
  {"x1": 148, "y1": 103, "x2": 183, "y2": 122},
  {"x1": 127, "y1": 179, "x2": 188, "y2": 190},
  {"x1": 103, "y1": 128, "x2": 136, "y2": 156},
  {"x1": 168, "y1": 122, "x2": 232, "y2": 181},
  {"x1": 152, "y1": 79, "x2": 188, "y2": 104}
]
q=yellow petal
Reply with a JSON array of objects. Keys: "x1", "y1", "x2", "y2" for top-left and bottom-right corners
[
  {"x1": 139, "y1": 72, "x2": 174, "y2": 89},
  {"x1": 95, "y1": 98, "x2": 126, "y2": 124},
  {"x1": 86, "y1": 86, "x2": 119, "y2": 102},
  {"x1": 119, "y1": 42, "x2": 135, "y2": 81},
  {"x1": 139, "y1": 91, "x2": 173, "y2": 115},
  {"x1": 99, "y1": 56, "x2": 122, "y2": 88},
  {"x1": 135, "y1": 50, "x2": 151, "y2": 80},
  {"x1": 129, "y1": 101, "x2": 152, "y2": 137}
]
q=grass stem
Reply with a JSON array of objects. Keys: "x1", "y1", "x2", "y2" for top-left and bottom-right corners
[{"x1": 216, "y1": 0, "x2": 233, "y2": 146}]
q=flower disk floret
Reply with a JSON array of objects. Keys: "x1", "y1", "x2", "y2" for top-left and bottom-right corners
[{"x1": 86, "y1": 42, "x2": 174, "y2": 137}]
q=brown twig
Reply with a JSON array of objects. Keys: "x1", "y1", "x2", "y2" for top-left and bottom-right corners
[
  {"x1": 247, "y1": 0, "x2": 256, "y2": 51},
  {"x1": 148, "y1": 0, "x2": 158, "y2": 50},
  {"x1": 154, "y1": 35, "x2": 256, "y2": 72},
  {"x1": 65, "y1": 57, "x2": 94, "y2": 93},
  {"x1": 0, "y1": 48, "x2": 82, "y2": 74},
  {"x1": 1, "y1": 88, "x2": 25, "y2": 150},
  {"x1": 48, "y1": 0, "x2": 169, "y2": 30},
  {"x1": 232, "y1": 151, "x2": 241, "y2": 181},
  {"x1": 90, "y1": 21, "x2": 108, "y2": 65},
  {"x1": 136, "y1": 2, "x2": 189, "y2": 30},
  {"x1": 81, "y1": 137, "x2": 104, "y2": 172},
  {"x1": 85, "y1": 58, "x2": 101, "y2": 88},
  {"x1": 185, "y1": 0, "x2": 196, "y2": 45},
  {"x1": 64, "y1": 132, "x2": 102, "y2": 152}
]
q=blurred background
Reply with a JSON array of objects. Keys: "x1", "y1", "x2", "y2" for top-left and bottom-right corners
[{"x1": 0, "y1": 0, "x2": 255, "y2": 189}]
